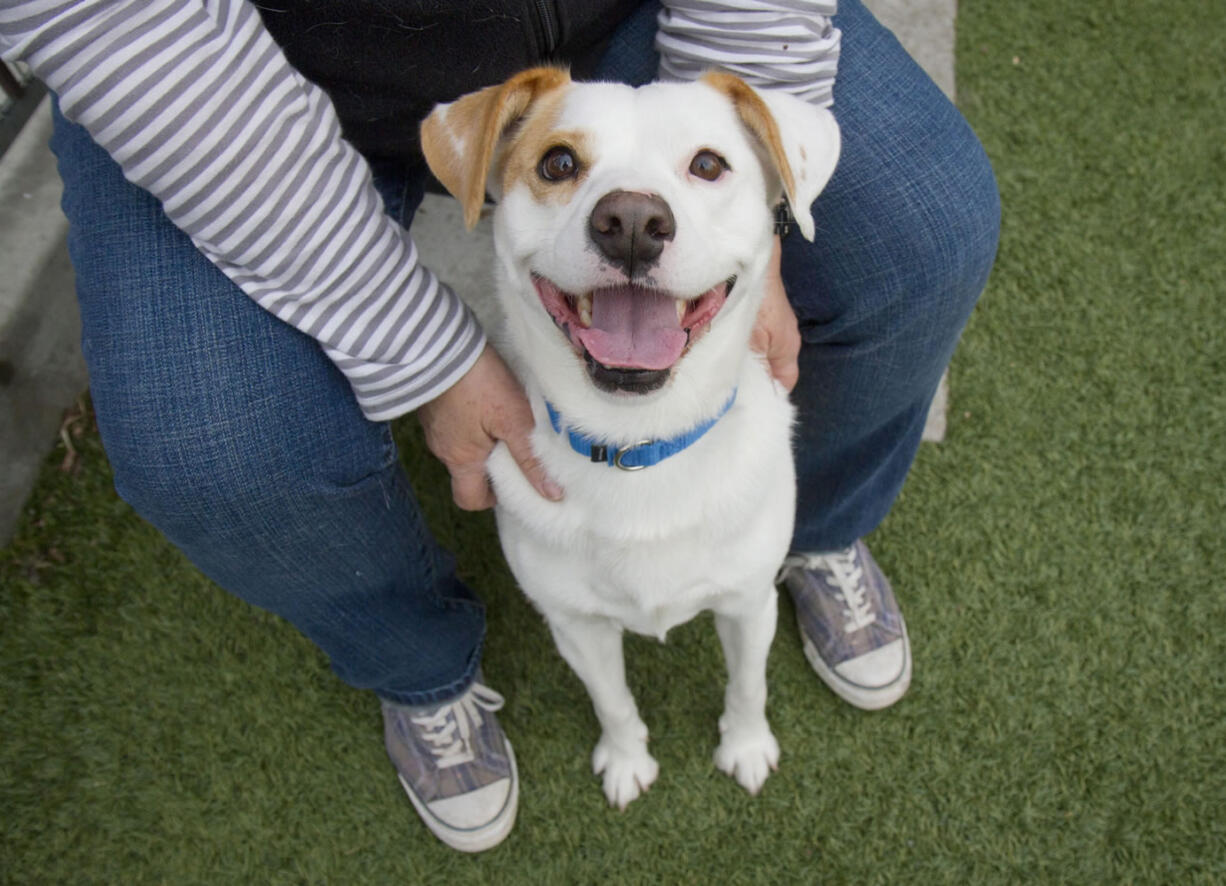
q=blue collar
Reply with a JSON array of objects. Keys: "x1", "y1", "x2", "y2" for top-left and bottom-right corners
[{"x1": 545, "y1": 390, "x2": 737, "y2": 471}]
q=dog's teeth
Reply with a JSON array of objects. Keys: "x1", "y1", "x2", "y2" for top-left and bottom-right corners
[
  {"x1": 577, "y1": 293, "x2": 593, "y2": 328},
  {"x1": 676, "y1": 300, "x2": 687, "y2": 322}
]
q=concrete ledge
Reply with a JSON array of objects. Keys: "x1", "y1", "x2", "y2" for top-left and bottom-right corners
[
  {"x1": 869, "y1": 0, "x2": 955, "y2": 100},
  {"x1": 0, "y1": 97, "x2": 87, "y2": 544}
]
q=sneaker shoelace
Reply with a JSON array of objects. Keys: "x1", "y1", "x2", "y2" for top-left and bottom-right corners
[
  {"x1": 790, "y1": 546, "x2": 877, "y2": 635},
  {"x1": 410, "y1": 683, "x2": 506, "y2": 770}
]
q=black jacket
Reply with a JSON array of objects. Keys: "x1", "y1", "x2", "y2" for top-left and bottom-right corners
[{"x1": 256, "y1": 0, "x2": 643, "y2": 163}]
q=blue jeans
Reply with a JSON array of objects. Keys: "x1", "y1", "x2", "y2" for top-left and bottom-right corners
[{"x1": 50, "y1": 0, "x2": 999, "y2": 705}]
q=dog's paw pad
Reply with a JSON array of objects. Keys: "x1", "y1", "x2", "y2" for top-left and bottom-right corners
[
  {"x1": 714, "y1": 728, "x2": 780, "y2": 795},
  {"x1": 592, "y1": 737, "x2": 659, "y2": 810}
]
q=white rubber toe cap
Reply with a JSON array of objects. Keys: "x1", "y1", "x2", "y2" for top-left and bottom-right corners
[
  {"x1": 399, "y1": 744, "x2": 519, "y2": 853},
  {"x1": 802, "y1": 633, "x2": 913, "y2": 711},
  {"x1": 427, "y1": 778, "x2": 512, "y2": 830},
  {"x1": 834, "y1": 638, "x2": 907, "y2": 690}
]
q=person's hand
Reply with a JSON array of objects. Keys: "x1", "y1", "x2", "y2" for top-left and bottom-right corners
[
  {"x1": 749, "y1": 236, "x2": 801, "y2": 392},
  {"x1": 417, "y1": 345, "x2": 563, "y2": 510}
]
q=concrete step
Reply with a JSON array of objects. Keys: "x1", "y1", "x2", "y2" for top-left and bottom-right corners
[{"x1": 0, "y1": 97, "x2": 86, "y2": 544}]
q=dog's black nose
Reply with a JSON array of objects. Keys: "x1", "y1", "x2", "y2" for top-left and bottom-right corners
[{"x1": 588, "y1": 190, "x2": 675, "y2": 277}]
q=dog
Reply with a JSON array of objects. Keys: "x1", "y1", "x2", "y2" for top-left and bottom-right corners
[{"x1": 421, "y1": 68, "x2": 839, "y2": 809}]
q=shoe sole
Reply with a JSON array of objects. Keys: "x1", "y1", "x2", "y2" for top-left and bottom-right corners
[
  {"x1": 800, "y1": 624, "x2": 913, "y2": 711},
  {"x1": 397, "y1": 741, "x2": 519, "y2": 853}
]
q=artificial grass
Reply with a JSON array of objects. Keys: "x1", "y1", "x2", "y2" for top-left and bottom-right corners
[{"x1": 3, "y1": 0, "x2": 1224, "y2": 881}]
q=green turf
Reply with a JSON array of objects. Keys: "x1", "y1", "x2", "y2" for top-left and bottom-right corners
[{"x1": 3, "y1": 0, "x2": 1224, "y2": 881}]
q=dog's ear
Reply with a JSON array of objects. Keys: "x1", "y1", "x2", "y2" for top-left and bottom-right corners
[
  {"x1": 421, "y1": 67, "x2": 572, "y2": 229},
  {"x1": 701, "y1": 72, "x2": 840, "y2": 242}
]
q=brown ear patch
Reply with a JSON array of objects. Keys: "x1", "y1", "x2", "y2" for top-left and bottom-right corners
[
  {"x1": 421, "y1": 67, "x2": 572, "y2": 228},
  {"x1": 700, "y1": 71, "x2": 798, "y2": 205},
  {"x1": 498, "y1": 105, "x2": 593, "y2": 209}
]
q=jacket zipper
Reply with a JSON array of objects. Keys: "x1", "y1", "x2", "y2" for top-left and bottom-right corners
[{"x1": 532, "y1": 0, "x2": 561, "y2": 57}]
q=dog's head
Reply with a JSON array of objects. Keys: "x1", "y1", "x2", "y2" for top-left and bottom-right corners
[{"x1": 421, "y1": 68, "x2": 839, "y2": 399}]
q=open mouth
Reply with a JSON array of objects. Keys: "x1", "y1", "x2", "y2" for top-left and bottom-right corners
[{"x1": 532, "y1": 275, "x2": 734, "y2": 393}]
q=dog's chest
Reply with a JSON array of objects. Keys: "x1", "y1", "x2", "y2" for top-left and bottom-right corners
[
  {"x1": 494, "y1": 452, "x2": 794, "y2": 640},
  {"x1": 585, "y1": 538, "x2": 734, "y2": 639},
  {"x1": 505, "y1": 518, "x2": 763, "y2": 639}
]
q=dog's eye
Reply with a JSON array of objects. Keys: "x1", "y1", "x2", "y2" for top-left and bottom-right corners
[
  {"x1": 539, "y1": 146, "x2": 579, "y2": 182},
  {"x1": 689, "y1": 150, "x2": 728, "y2": 182}
]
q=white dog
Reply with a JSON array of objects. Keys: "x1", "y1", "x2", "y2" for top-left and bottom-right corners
[{"x1": 421, "y1": 68, "x2": 839, "y2": 809}]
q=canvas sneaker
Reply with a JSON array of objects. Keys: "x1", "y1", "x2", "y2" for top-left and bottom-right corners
[
  {"x1": 781, "y1": 540, "x2": 912, "y2": 710},
  {"x1": 382, "y1": 679, "x2": 518, "y2": 852}
]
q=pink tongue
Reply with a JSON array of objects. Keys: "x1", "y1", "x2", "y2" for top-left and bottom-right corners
[{"x1": 575, "y1": 286, "x2": 686, "y2": 370}]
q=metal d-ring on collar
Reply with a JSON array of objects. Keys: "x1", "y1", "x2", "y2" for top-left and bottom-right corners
[
  {"x1": 544, "y1": 390, "x2": 738, "y2": 472},
  {"x1": 612, "y1": 440, "x2": 654, "y2": 471}
]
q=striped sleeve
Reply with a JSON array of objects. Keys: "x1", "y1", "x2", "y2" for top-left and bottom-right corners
[
  {"x1": 0, "y1": 0, "x2": 484, "y2": 422},
  {"x1": 656, "y1": 0, "x2": 841, "y2": 107}
]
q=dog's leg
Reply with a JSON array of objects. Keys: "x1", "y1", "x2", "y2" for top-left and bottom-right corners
[
  {"x1": 547, "y1": 615, "x2": 659, "y2": 810},
  {"x1": 713, "y1": 589, "x2": 781, "y2": 794}
]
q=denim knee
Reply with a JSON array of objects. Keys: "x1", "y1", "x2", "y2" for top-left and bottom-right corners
[
  {"x1": 74, "y1": 266, "x2": 398, "y2": 544},
  {"x1": 785, "y1": 116, "x2": 1000, "y2": 366},
  {"x1": 782, "y1": 0, "x2": 1000, "y2": 375},
  {"x1": 101, "y1": 383, "x2": 398, "y2": 552}
]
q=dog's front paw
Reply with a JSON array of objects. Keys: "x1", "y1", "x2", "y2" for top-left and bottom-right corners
[
  {"x1": 713, "y1": 724, "x2": 780, "y2": 795},
  {"x1": 592, "y1": 734, "x2": 659, "y2": 810}
]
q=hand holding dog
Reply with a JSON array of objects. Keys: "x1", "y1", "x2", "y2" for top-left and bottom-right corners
[
  {"x1": 750, "y1": 237, "x2": 802, "y2": 393},
  {"x1": 417, "y1": 345, "x2": 563, "y2": 510}
]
